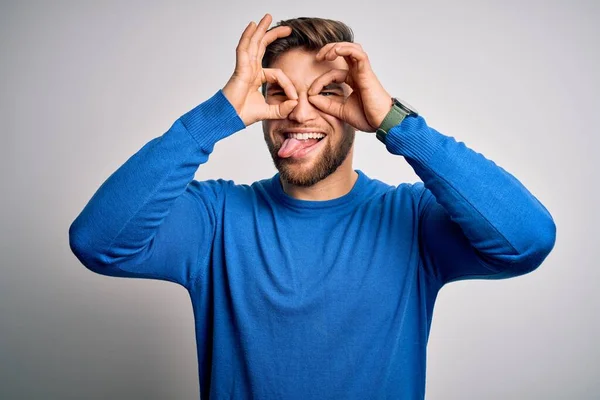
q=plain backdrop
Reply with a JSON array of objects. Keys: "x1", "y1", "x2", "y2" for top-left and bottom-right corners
[{"x1": 1, "y1": 0, "x2": 598, "y2": 398}]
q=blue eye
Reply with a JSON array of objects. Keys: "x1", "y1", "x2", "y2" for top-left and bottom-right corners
[{"x1": 320, "y1": 91, "x2": 337, "y2": 96}]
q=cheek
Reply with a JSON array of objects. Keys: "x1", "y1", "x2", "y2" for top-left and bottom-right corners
[
  {"x1": 262, "y1": 120, "x2": 280, "y2": 139},
  {"x1": 262, "y1": 120, "x2": 271, "y2": 136},
  {"x1": 320, "y1": 113, "x2": 347, "y2": 135}
]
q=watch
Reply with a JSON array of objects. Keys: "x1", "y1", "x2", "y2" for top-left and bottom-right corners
[{"x1": 375, "y1": 97, "x2": 419, "y2": 144}]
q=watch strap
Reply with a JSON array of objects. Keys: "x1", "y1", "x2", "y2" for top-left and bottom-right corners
[{"x1": 376, "y1": 99, "x2": 410, "y2": 144}]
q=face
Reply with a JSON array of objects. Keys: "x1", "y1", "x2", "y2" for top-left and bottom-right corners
[{"x1": 262, "y1": 48, "x2": 356, "y2": 187}]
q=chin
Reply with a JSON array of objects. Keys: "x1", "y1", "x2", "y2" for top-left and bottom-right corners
[
  {"x1": 278, "y1": 167, "x2": 331, "y2": 187},
  {"x1": 276, "y1": 147, "x2": 350, "y2": 187},
  {"x1": 277, "y1": 158, "x2": 328, "y2": 187},
  {"x1": 264, "y1": 126, "x2": 356, "y2": 188}
]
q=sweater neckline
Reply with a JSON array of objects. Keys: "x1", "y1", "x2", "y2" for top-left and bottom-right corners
[{"x1": 268, "y1": 170, "x2": 368, "y2": 210}]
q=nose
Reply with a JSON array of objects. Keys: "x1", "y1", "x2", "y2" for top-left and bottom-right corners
[{"x1": 287, "y1": 93, "x2": 318, "y2": 123}]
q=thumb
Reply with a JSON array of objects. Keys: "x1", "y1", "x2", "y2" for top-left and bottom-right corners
[
  {"x1": 266, "y1": 99, "x2": 298, "y2": 120},
  {"x1": 308, "y1": 95, "x2": 344, "y2": 119}
]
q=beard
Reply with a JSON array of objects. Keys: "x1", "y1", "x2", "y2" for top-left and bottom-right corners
[{"x1": 263, "y1": 125, "x2": 355, "y2": 187}]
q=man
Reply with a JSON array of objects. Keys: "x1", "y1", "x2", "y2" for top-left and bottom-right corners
[{"x1": 69, "y1": 13, "x2": 556, "y2": 399}]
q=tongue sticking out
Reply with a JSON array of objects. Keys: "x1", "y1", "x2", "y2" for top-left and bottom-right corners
[{"x1": 278, "y1": 138, "x2": 320, "y2": 158}]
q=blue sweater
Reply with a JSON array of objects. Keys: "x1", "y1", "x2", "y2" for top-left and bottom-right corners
[{"x1": 69, "y1": 90, "x2": 556, "y2": 399}]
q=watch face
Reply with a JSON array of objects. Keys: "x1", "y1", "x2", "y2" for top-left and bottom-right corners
[{"x1": 394, "y1": 98, "x2": 418, "y2": 116}]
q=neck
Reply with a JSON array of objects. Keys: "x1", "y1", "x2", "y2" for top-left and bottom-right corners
[{"x1": 281, "y1": 155, "x2": 358, "y2": 201}]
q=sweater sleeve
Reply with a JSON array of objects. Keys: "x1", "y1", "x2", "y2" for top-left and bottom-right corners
[
  {"x1": 385, "y1": 115, "x2": 556, "y2": 286},
  {"x1": 68, "y1": 90, "x2": 245, "y2": 288}
]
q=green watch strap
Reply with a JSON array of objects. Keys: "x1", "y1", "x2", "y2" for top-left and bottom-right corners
[{"x1": 376, "y1": 100, "x2": 410, "y2": 144}]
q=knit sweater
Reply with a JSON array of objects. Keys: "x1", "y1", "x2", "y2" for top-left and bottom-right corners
[{"x1": 69, "y1": 90, "x2": 556, "y2": 399}]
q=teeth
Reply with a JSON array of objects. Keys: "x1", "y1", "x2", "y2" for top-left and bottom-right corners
[{"x1": 286, "y1": 132, "x2": 325, "y2": 140}]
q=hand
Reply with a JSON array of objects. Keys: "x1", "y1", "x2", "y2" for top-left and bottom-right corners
[
  {"x1": 307, "y1": 43, "x2": 392, "y2": 132},
  {"x1": 222, "y1": 14, "x2": 298, "y2": 126}
]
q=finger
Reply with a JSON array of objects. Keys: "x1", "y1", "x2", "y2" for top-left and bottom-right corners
[
  {"x1": 266, "y1": 99, "x2": 298, "y2": 120},
  {"x1": 307, "y1": 95, "x2": 345, "y2": 120},
  {"x1": 310, "y1": 94, "x2": 372, "y2": 131},
  {"x1": 263, "y1": 25, "x2": 292, "y2": 44},
  {"x1": 237, "y1": 21, "x2": 257, "y2": 53},
  {"x1": 248, "y1": 14, "x2": 273, "y2": 60},
  {"x1": 324, "y1": 44, "x2": 368, "y2": 64},
  {"x1": 258, "y1": 25, "x2": 292, "y2": 60},
  {"x1": 307, "y1": 68, "x2": 349, "y2": 96},
  {"x1": 315, "y1": 42, "x2": 353, "y2": 60},
  {"x1": 263, "y1": 68, "x2": 298, "y2": 99},
  {"x1": 315, "y1": 43, "x2": 337, "y2": 60}
]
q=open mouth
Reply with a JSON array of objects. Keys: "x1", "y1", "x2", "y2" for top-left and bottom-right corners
[
  {"x1": 285, "y1": 132, "x2": 326, "y2": 141},
  {"x1": 278, "y1": 131, "x2": 327, "y2": 159}
]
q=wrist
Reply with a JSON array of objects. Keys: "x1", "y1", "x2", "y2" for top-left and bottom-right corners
[
  {"x1": 372, "y1": 97, "x2": 394, "y2": 129},
  {"x1": 180, "y1": 90, "x2": 246, "y2": 146},
  {"x1": 375, "y1": 97, "x2": 419, "y2": 144},
  {"x1": 222, "y1": 79, "x2": 245, "y2": 116}
]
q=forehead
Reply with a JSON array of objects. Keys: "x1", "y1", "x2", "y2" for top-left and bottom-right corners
[{"x1": 267, "y1": 47, "x2": 349, "y2": 91}]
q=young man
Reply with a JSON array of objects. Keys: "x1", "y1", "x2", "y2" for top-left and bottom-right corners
[{"x1": 69, "y1": 14, "x2": 556, "y2": 399}]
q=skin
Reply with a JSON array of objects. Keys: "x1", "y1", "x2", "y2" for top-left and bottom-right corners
[
  {"x1": 262, "y1": 48, "x2": 358, "y2": 199},
  {"x1": 222, "y1": 13, "x2": 393, "y2": 201}
]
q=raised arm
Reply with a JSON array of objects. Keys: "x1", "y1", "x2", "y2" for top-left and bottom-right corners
[
  {"x1": 69, "y1": 13, "x2": 298, "y2": 288},
  {"x1": 68, "y1": 91, "x2": 244, "y2": 286},
  {"x1": 389, "y1": 116, "x2": 556, "y2": 285},
  {"x1": 306, "y1": 41, "x2": 556, "y2": 285}
]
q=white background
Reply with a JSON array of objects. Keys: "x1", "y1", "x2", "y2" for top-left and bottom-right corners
[{"x1": 1, "y1": 0, "x2": 598, "y2": 398}]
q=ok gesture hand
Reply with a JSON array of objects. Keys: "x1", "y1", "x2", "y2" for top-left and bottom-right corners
[
  {"x1": 307, "y1": 43, "x2": 392, "y2": 132},
  {"x1": 222, "y1": 14, "x2": 299, "y2": 126}
]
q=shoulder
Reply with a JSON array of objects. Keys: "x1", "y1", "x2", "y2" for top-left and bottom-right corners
[
  {"x1": 186, "y1": 176, "x2": 275, "y2": 205},
  {"x1": 361, "y1": 171, "x2": 426, "y2": 205},
  {"x1": 360, "y1": 175, "x2": 439, "y2": 221},
  {"x1": 187, "y1": 178, "x2": 235, "y2": 200}
]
